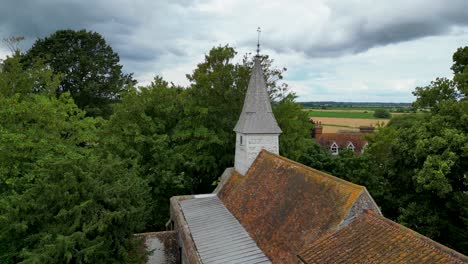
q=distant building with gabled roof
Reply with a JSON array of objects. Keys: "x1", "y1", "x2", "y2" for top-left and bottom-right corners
[{"x1": 311, "y1": 121, "x2": 372, "y2": 155}]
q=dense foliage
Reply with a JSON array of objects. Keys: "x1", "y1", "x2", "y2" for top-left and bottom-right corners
[
  {"x1": 373, "y1": 108, "x2": 391, "y2": 118},
  {"x1": 301, "y1": 48, "x2": 468, "y2": 254},
  {"x1": 103, "y1": 46, "x2": 313, "y2": 229},
  {"x1": 23, "y1": 29, "x2": 135, "y2": 118},
  {"x1": 0, "y1": 54, "x2": 149, "y2": 263},
  {"x1": 1, "y1": 27, "x2": 466, "y2": 261}
]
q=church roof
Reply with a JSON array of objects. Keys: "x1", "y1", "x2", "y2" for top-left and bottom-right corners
[
  {"x1": 169, "y1": 150, "x2": 467, "y2": 263},
  {"x1": 218, "y1": 150, "x2": 380, "y2": 263},
  {"x1": 179, "y1": 195, "x2": 271, "y2": 264},
  {"x1": 298, "y1": 210, "x2": 468, "y2": 264},
  {"x1": 233, "y1": 56, "x2": 282, "y2": 134}
]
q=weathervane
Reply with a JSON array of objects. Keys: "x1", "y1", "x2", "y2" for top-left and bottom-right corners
[{"x1": 256, "y1": 27, "x2": 261, "y2": 56}]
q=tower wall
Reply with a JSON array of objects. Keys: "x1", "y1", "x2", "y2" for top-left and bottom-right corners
[{"x1": 235, "y1": 133, "x2": 279, "y2": 175}]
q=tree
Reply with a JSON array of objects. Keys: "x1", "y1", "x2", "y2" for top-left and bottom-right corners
[
  {"x1": 101, "y1": 77, "x2": 185, "y2": 229},
  {"x1": 2, "y1": 36, "x2": 25, "y2": 54},
  {"x1": 177, "y1": 45, "x2": 305, "y2": 192},
  {"x1": 274, "y1": 94, "x2": 314, "y2": 160},
  {"x1": 23, "y1": 29, "x2": 134, "y2": 117},
  {"x1": 373, "y1": 109, "x2": 391, "y2": 118},
  {"x1": 175, "y1": 46, "x2": 249, "y2": 193},
  {"x1": 359, "y1": 47, "x2": 468, "y2": 253},
  {"x1": 241, "y1": 53, "x2": 289, "y2": 102},
  {"x1": 0, "y1": 58, "x2": 149, "y2": 263},
  {"x1": 300, "y1": 47, "x2": 468, "y2": 253},
  {"x1": 452, "y1": 46, "x2": 468, "y2": 95},
  {"x1": 104, "y1": 45, "x2": 312, "y2": 200},
  {"x1": 0, "y1": 53, "x2": 61, "y2": 97}
]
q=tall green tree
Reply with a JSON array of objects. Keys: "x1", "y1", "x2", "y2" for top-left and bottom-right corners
[
  {"x1": 174, "y1": 46, "x2": 249, "y2": 193},
  {"x1": 23, "y1": 29, "x2": 134, "y2": 117},
  {"x1": 300, "y1": 47, "x2": 468, "y2": 254},
  {"x1": 101, "y1": 77, "x2": 185, "y2": 229},
  {"x1": 176, "y1": 45, "x2": 310, "y2": 192},
  {"x1": 358, "y1": 47, "x2": 468, "y2": 253},
  {"x1": 0, "y1": 53, "x2": 61, "y2": 97},
  {"x1": 452, "y1": 46, "x2": 468, "y2": 95},
  {"x1": 274, "y1": 94, "x2": 314, "y2": 160},
  {"x1": 0, "y1": 54, "x2": 149, "y2": 263}
]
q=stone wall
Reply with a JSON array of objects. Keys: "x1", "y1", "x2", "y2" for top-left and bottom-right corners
[
  {"x1": 344, "y1": 188, "x2": 382, "y2": 221},
  {"x1": 135, "y1": 231, "x2": 178, "y2": 264},
  {"x1": 169, "y1": 196, "x2": 202, "y2": 264},
  {"x1": 235, "y1": 133, "x2": 279, "y2": 175}
]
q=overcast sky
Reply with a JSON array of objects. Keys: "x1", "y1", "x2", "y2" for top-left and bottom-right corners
[{"x1": 1, "y1": 0, "x2": 467, "y2": 102}]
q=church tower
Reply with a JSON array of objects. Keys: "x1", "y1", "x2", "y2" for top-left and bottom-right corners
[{"x1": 233, "y1": 54, "x2": 282, "y2": 175}]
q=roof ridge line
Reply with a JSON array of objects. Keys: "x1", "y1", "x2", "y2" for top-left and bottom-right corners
[{"x1": 258, "y1": 150, "x2": 365, "y2": 191}]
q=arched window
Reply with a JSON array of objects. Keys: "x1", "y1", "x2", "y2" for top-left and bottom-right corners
[
  {"x1": 330, "y1": 142, "x2": 339, "y2": 155},
  {"x1": 347, "y1": 142, "x2": 355, "y2": 152}
]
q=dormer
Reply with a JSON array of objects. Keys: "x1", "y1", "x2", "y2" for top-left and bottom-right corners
[
  {"x1": 347, "y1": 142, "x2": 355, "y2": 152},
  {"x1": 330, "y1": 142, "x2": 339, "y2": 155}
]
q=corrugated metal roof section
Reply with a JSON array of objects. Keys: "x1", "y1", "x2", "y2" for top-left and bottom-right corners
[{"x1": 180, "y1": 195, "x2": 271, "y2": 264}]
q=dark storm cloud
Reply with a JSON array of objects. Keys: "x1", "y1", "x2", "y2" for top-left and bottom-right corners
[
  {"x1": 0, "y1": 1, "x2": 114, "y2": 42},
  {"x1": 2, "y1": 0, "x2": 468, "y2": 87},
  {"x1": 0, "y1": 0, "x2": 190, "y2": 66},
  {"x1": 263, "y1": 0, "x2": 468, "y2": 57}
]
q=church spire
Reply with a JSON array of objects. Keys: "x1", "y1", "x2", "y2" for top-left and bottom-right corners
[
  {"x1": 256, "y1": 27, "x2": 261, "y2": 56},
  {"x1": 233, "y1": 32, "x2": 282, "y2": 175},
  {"x1": 233, "y1": 52, "x2": 282, "y2": 134}
]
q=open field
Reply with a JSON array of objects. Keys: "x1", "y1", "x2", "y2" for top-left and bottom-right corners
[
  {"x1": 305, "y1": 106, "x2": 393, "y2": 111},
  {"x1": 299, "y1": 102, "x2": 412, "y2": 111},
  {"x1": 306, "y1": 109, "x2": 377, "y2": 113},
  {"x1": 307, "y1": 110, "x2": 375, "y2": 119},
  {"x1": 303, "y1": 104, "x2": 409, "y2": 133},
  {"x1": 311, "y1": 117, "x2": 389, "y2": 133}
]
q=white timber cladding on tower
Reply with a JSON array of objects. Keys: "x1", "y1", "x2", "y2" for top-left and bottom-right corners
[{"x1": 234, "y1": 55, "x2": 282, "y2": 175}]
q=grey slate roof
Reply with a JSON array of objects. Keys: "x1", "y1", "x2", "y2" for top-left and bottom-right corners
[
  {"x1": 234, "y1": 56, "x2": 282, "y2": 134},
  {"x1": 180, "y1": 195, "x2": 271, "y2": 264}
]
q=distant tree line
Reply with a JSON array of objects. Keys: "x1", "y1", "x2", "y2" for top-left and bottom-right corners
[
  {"x1": 0, "y1": 29, "x2": 466, "y2": 263},
  {"x1": 299, "y1": 101, "x2": 412, "y2": 108}
]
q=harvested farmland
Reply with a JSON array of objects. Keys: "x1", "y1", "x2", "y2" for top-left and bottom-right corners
[{"x1": 311, "y1": 117, "x2": 389, "y2": 133}]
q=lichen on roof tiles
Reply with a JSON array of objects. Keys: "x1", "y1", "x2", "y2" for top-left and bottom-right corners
[
  {"x1": 218, "y1": 150, "x2": 377, "y2": 263},
  {"x1": 298, "y1": 210, "x2": 468, "y2": 264}
]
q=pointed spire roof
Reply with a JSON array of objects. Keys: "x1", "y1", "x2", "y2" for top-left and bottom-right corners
[{"x1": 234, "y1": 56, "x2": 282, "y2": 134}]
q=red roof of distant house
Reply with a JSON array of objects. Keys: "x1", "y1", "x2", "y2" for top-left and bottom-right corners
[
  {"x1": 316, "y1": 133, "x2": 368, "y2": 153},
  {"x1": 298, "y1": 210, "x2": 468, "y2": 264}
]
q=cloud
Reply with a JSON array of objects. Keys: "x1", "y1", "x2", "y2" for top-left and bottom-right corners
[
  {"x1": 232, "y1": 0, "x2": 468, "y2": 57},
  {"x1": 3, "y1": 1, "x2": 467, "y2": 62},
  {"x1": 0, "y1": 0, "x2": 467, "y2": 102}
]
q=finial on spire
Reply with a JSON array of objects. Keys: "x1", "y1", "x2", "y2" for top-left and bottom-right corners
[{"x1": 256, "y1": 27, "x2": 261, "y2": 56}]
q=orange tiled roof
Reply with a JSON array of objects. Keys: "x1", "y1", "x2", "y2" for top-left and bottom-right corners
[
  {"x1": 299, "y1": 210, "x2": 468, "y2": 264},
  {"x1": 218, "y1": 151, "x2": 376, "y2": 263},
  {"x1": 316, "y1": 133, "x2": 367, "y2": 153}
]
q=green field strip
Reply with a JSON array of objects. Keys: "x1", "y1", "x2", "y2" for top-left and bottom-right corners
[{"x1": 307, "y1": 111, "x2": 376, "y2": 119}]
